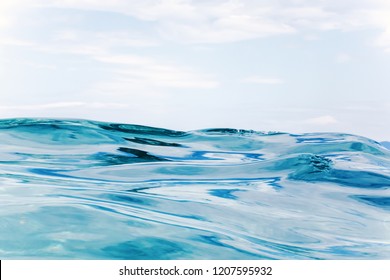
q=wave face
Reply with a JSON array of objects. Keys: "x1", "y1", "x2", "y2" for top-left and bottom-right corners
[{"x1": 0, "y1": 118, "x2": 389, "y2": 259}]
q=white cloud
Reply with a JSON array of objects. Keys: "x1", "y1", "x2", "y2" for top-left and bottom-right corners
[
  {"x1": 0, "y1": 102, "x2": 128, "y2": 110},
  {"x1": 371, "y1": 14, "x2": 390, "y2": 52},
  {"x1": 336, "y1": 53, "x2": 352, "y2": 63},
  {"x1": 94, "y1": 54, "x2": 152, "y2": 65},
  {"x1": 0, "y1": 17, "x2": 10, "y2": 29},
  {"x1": 304, "y1": 115, "x2": 339, "y2": 125},
  {"x1": 1, "y1": 33, "x2": 217, "y2": 93},
  {"x1": 43, "y1": 0, "x2": 390, "y2": 47},
  {"x1": 159, "y1": 14, "x2": 295, "y2": 44},
  {"x1": 2, "y1": 0, "x2": 390, "y2": 49},
  {"x1": 17, "y1": 30, "x2": 157, "y2": 56},
  {"x1": 1, "y1": 25, "x2": 216, "y2": 90},
  {"x1": 0, "y1": 1, "x2": 17, "y2": 28},
  {"x1": 52, "y1": 30, "x2": 158, "y2": 48},
  {"x1": 241, "y1": 76, "x2": 284, "y2": 85},
  {"x1": 0, "y1": 37, "x2": 36, "y2": 47},
  {"x1": 28, "y1": 63, "x2": 57, "y2": 70},
  {"x1": 93, "y1": 53, "x2": 218, "y2": 89},
  {"x1": 303, "y1": 34, "x2": 321, "y2": 41}
]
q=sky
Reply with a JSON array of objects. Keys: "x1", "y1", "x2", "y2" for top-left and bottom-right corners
[{"x1": 0, "y1": 0, "x2": 389, "y2": 141}]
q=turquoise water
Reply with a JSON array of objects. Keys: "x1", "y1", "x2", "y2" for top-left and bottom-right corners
[{"x1": 0, "y1": 118, "x2": 389, "y2": 259}]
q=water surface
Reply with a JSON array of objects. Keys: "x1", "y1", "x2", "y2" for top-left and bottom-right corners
[{"x1": 0, "y1": 118, "x2": 389, "y2": 259}]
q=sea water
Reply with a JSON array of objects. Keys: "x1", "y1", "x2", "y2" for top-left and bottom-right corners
[{"x1": 0, "y1": 118, "x2": 389, "y2": 259}]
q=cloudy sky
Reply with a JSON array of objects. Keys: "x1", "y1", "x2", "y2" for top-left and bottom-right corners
[{"x1": 0, "y1": 0, "x2": 389, "y2": 140}]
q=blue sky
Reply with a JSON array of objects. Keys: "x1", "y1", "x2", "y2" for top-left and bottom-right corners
[{"x1": 0, "y1": 0, "x2": 389, "y2": 140}]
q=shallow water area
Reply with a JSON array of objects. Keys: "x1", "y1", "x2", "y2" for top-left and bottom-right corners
[{"x1": 0, "y1": 118, "x2": 389, "y2": 259}]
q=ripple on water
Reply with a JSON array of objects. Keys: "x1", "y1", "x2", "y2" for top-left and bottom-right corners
[{"x1": 0, "y1": 118, "x2": 389, "y2": 259}]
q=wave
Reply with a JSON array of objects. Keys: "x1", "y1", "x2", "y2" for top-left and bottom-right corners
[{"x1": 0, "y1": 118, "x2": 389, "y2": 259}]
